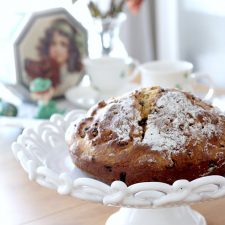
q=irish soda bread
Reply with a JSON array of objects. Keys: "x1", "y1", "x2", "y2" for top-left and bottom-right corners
[{"x1": 66, "y1": 86, "x2": 225, "y2": 185}]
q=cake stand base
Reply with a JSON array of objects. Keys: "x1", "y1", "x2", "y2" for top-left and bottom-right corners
[{"x1": 106, "y1": 206, "x2": 206, "y2": 225}]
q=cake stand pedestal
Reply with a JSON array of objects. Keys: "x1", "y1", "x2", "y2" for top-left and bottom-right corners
[
  {"x1": 12, "y1": 110, "x2": 225, "y2": 225},
  {"x1": 106, "y1": 206, "x2": 205, "y2": 225}
]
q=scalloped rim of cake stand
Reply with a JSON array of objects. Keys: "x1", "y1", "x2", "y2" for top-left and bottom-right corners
[{"x1": 11, "y1": 110, "x2": 225, "y2": 209}]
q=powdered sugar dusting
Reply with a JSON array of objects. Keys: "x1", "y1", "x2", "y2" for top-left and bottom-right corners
[
  {"x1": 95, "y1": 95, "x2": 142, "y2": 142},
  {"x1": 88, "y1": 89, "x2": 223, "y2": 150},
  {"x1": 143, "y1": 91, "x2": 221, "y2": 151}
]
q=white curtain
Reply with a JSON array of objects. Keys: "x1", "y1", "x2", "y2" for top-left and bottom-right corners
[{"x1": 120, "y1": 0, "x2": 155, "y2": 63}]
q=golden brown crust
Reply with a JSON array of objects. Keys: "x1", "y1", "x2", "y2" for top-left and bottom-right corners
[{"x1": 66, "y1": 86, "x2": 225, "y2": 185}]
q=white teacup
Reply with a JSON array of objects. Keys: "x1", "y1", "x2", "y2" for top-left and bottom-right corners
[
  {"x1": 83, "y1": 57, "x2": 138, "y2": 95},
  {"x1": 139, "y1": 60, "x2": 214, "y2": 100}
]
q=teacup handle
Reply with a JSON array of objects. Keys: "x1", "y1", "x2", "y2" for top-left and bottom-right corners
[
  {"x1": 123, "y1": 60, "x2": 140, "y2": 82},
  {"x1": 189, "y1": 73, "x2": 214, "y2": 101}
]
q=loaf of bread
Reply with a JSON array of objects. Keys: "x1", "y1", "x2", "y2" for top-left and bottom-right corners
[{"x1": 66, "y1": 86, "x2": 225, "y2": 185}]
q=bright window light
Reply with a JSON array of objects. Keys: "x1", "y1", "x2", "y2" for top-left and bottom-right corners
[{"x1": 184, "y1": 0, "x2": 225, "y2": 17}]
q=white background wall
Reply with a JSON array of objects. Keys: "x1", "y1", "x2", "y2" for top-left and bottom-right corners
[{"x1": 178, "y1": 0, "x2": 225, "y2": 88}]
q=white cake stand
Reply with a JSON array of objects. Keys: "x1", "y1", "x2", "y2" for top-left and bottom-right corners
[{"x1": 12, "y1": 110, "x2": 225, "y2": 225}]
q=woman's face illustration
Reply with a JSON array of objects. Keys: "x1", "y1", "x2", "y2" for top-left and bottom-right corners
[{"x1": 49, "y1": 31, "x2": 69, "y2": 65}]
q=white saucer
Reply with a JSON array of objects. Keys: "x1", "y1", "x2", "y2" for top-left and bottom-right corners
[
  {"x1": 65, "y1": 86, "x2": 99, "y2": 109},
  {"x1": 65, "y1": 83, "x2": 140, "y2": 109}
]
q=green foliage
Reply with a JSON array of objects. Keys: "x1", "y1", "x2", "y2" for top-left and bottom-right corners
[
  {"x1": 88, "y1": 2, "x2": 102, "y2": 18},
  {"x1": 88, "y1": 0, "x2": 126, "y2": 19},
  {"x1": 71, "y1": 0, "x2": 126, "y2": 18}
]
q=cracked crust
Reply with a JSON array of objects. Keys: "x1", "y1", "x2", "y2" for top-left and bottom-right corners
[{"x1": 66, "y1": 86, "x2": 225, "y2": 185}]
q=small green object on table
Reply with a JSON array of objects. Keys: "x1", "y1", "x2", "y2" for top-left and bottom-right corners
[
  {"x1": 35, "y1": 100, "x2": 64, "y2": 119},
  {"x1": 0, "y1": 99, "x2": 18, "y2": 117},
  {"x1": 30, "y1": 78, "x2": 64, "y2": 120}
]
